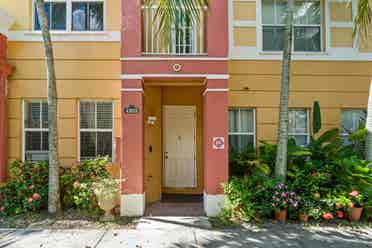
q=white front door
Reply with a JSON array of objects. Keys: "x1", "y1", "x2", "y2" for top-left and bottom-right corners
[{"x1": 163, "y1": 105, "x2": 196, "y2": 188}]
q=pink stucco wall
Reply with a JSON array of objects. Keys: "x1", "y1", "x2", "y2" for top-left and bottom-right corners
[
  {"x1": 203, "y1": 79, "x2": 229, "y2": 195},
  {"x1": 120, "y1": 1, "x2": 229, "y2": 198},
  {"x1": 121, "y1": 79, "x2": 144, "y2": 194}
]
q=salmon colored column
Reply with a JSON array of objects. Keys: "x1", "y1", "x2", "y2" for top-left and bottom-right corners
[
  {"x1": 203, "y1": 79, "x2": 229, "y2": 216},
  {"x1": 0, "y1": 34, "x2": 12, "y2": 183},
  {"x1": 120, "y1": 79, "x2": 145, "y2": 216}
]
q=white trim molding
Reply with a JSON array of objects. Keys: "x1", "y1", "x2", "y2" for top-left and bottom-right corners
[
  {"x1": 120, "y1": 74, "x2": 230, "y2": 80},
  {"x1": 120, "y1": 57, "x2": 229, "y2": 61},
  {"x1": 121, "y1": 194, "x2": 146, "y2": 216},
  {"x1": 203, "y1": 192, "x2": 226, "y2": 217},
  {"x1": 120, "y1": 88, "x2": 144, "y2": 92},
  {"x1": 7, "y1": 31, "x2": 120, "y2": 42},
  {"x1": 203, "y1": 88, "x2": 229, "y2": 95}
]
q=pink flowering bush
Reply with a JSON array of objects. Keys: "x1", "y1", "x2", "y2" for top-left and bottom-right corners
[
  {"x1": 348, "y1": 190, "x2": 365, "y2": 208},
  {"x1": 272, "y1": 183, "x2": 300, "y2": 211},
  {"x1": 0, "y1": 161, "x2": 48, "y2": 216}
]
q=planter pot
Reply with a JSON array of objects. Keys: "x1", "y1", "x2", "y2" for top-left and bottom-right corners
[
  {"x1": 348, "y1": 207, "x2": 363, "y2": 222},
  {"x1": 275, "y1": 209, "x2": 287, "y2": 224},
  {"x1": 299, "y1": 213, "x2": 309, "y2": 223},
  {"x1": 96, "y1": 195, "x2": 116, "y2": 221}
]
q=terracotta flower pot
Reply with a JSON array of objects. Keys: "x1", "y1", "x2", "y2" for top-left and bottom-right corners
[
  {"x1": 275, "y1": 209, "x2": 287, "y2": 224},
  {"x1": 348, "y1": 207, "x2": 363, "y2": 222},
  {"x1": 299, "y1": 213, "x2": 309, "y2": 223}
]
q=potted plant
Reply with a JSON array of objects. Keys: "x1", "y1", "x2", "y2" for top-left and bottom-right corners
[
  {"x1": 92, "y1": 178, "x2": 121, "y2": 221},
  {"x1": 348, "y1": 190, "x2": 365, "y2": 221},
  {"x1": 272, "y1": 183, "x2": 299, "y2": 224},
  {"x1": 298, "y1": 198, "x2": 313, "y2": 223}
]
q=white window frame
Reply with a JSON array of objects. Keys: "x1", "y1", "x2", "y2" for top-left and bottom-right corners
[
  {"x1": 32, "y1": 0, "x2": 106, "y2": 32},
  {"x1": 78, "y1": 100, "x2": 115, "y2": 162},
  {"x1": 289, "y1": 108, "x2": 310, "y2": 145},
  {"x1": 340, "y1": 109, "x2": 367, "y2": 139},
  {"x1": 22, "y1": 100, "x2": 49, "y2": 161},
  {"x1": 259, "y1": 0, "x2": 323, "y2": 53},
  {"x1": 228, "y1": 108, "x2": 256, "y2": 149}
]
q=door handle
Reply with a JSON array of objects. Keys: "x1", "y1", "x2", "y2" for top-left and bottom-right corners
[{"x1": 164, "y1": 152, "x2": 169, "y2": 159}]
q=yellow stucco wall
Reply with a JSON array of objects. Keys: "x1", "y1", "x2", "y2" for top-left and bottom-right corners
[
  {"x1": 228, "y1": 60, "x2": 372, "y2": 143},
  {"x1": 7, "y1": 41, "x2": 121, "y2": 166}
]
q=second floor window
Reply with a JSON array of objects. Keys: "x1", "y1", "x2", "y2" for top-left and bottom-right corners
[
  {"x1": 262, "y1": 0, "x2": 321, "y2": 52},
  {"x1": 72, "y1": 2, "x2": 104, "y2": 31},
  {"x1": 24, "y1": 101, "x2": 49, "y2": 161},
  {"x1": 34, "y1": 0, "x2": 104, "y2": 32},
  {"x1": 34, "y1": 2, "x2": 67, "y2": 31}
]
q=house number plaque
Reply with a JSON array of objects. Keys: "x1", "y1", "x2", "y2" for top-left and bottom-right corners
[{"x1": 124, "y1": 105, "x2": 139, "y2": 114}]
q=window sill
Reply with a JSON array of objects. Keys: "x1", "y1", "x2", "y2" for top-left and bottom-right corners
[
  {"x1": 259, "y1": 51, "x2": 329, "y2": 56},
  {"x1": 8, "y1": 30, "x2": 121, "y2": 42},
  {"x1": 25, "y1": 31, "x2": 110, "y2": 36}
]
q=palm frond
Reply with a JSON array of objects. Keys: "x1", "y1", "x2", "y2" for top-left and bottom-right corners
[
  {"x1": 353, "y1": 0, "x2": 372, "y2": 40},
  {"x1": 144, "y1": 0, "x2": 208, "y2": 44}
]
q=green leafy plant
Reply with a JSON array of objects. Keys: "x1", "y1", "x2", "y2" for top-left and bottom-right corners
[
  {"x1": 0, "y1": 161, "x2": 48, "y2": 216},
  {"x1": 229, "y1": 147, "x2": 270, "y2": 178},
  {"x1": 60, "y1": 157, "x2": 111, "y2": 213},
  {"x1": 313, "y1": 101, "x2": 322, "y2": 134}
]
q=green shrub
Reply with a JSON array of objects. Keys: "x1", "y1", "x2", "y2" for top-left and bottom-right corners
[
  {"x1": 60, "y1": 157, "x2": 111, "y2": 214},
  {"x1": 0, "y1": 161, "x2": 48, "y2": 216},
  {"x1": 222, "y1": 126, "x2": 372, "y2": 223}
]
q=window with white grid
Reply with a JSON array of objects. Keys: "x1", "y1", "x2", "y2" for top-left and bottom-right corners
[
  {"x1": 289, "y1": 109, "x2": 310, "y2": 146},
  {"x1": 262, "y1": 0, "x2": 321, "y2": 52},
  {"x1": 228, "y1": 108, "x2": 256, "y2": 152},
  {"x1": 23, "y1": 100, "x2": 49, "y2": 161},
  {"x1": 79, "y1": 101, "x2": 113, "y2": 161},
  {"x1": 34, "y1": 0, "x2": 104, "y2": 31},
  {"x1": 341, "y1": 109, "x2": 366, "y2": 144}
]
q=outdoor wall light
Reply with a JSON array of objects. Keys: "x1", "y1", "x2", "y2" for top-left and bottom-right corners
[{"x1": 148, "y1": 116, "x2": 157, "y2": 125}]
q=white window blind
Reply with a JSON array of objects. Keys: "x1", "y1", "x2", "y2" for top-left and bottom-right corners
[
  {"x1": 24, "y1": 101, "x2": 49, "y2": 161},
  {"x1": 228, "y1": 108, "x2": 256, "y2": 152},
  {"x1": 79, "y1": 101, "x2": 113, "y2": 161},
  {"x1": 289, "y1": 109, "x2": 310, "y2": 146}
]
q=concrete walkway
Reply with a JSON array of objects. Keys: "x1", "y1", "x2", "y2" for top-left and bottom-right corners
[{"x1": 1, "y1": 217, "x2": 371, "y2": 248}]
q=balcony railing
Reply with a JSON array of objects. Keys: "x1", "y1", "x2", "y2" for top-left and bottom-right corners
[{"x1": 142, "y1": 6, "x2": 206, "y2": 55}]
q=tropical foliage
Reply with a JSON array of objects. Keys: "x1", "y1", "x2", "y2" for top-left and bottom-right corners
[{"x1": 0, "y1": 158, "x2": 113, "y2": 217}]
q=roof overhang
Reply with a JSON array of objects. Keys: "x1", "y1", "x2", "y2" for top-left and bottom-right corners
[{"x1": 0, "y1": 9, "x2": 15, "y2": 36}]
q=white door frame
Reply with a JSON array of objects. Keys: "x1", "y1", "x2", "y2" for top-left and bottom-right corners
[{"x1": 162, "y1": 105, "x2": 197, "y2": 188}]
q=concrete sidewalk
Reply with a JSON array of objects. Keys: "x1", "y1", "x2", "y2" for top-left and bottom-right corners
[{"x1": 1, "y1": 217, "x2": 372, "y2": 248}]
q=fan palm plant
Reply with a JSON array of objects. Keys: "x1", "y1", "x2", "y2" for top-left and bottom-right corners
[{"x1": 144, "y1": 0, "x2": 208, "y2": 43}]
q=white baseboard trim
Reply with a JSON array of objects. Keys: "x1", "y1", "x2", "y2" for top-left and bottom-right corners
[
  {"x1": 120, "y1": 194, "x2": 145, "y2": 217},
  {"x1": 203, "y1": 192, "x2": 226, "y2": 217}
]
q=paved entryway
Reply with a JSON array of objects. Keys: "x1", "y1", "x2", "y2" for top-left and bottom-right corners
[
  {"x1": 145, "y1": 194, "x2": 204, "y2": 216},
  {"x1": 1, "y1": 218, "x2": 372, "y2": 248}
]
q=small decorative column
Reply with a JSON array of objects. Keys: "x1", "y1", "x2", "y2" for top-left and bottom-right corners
[
  {"x1": 203, "y1": 79, "x2": 229, "y2": 216},
  {"x1": 120, "y1": 79, "x2": 145, "y2": 216},
  {"x1": 0, "y1": 34, "x2": 12, "y2": 183}
]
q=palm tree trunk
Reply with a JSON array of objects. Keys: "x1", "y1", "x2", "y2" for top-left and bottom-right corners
[
  {"x1": 365, "y1": 81, "x2": 372, "y2": 161},
  {"x1": 275, "y1": 0, "x2": 294, "y2": 181},
  {"x1": 35, "y1": 0, "x2": 61, "y2": 214}
]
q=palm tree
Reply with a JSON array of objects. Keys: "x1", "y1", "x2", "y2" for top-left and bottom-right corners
[
  {"x1": 275, "y1": 0, "x2": 295, "y2": 181},
  {"x1": 35, "y1": 0, "x2": 61, "y2": 214},
  {"x1": 354, "y1": 0, "x2": 372, "y2": 161},
  {"x1": 144, "y1": 0, "x2": 208, "y2": 43}
]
